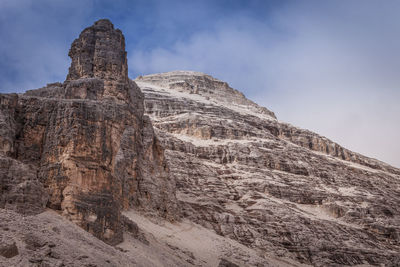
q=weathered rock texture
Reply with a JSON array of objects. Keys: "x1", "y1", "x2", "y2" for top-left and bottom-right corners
[
  {"x1": 137, "y1": 71, "x2": 400, "y2": 266},
  {"x1": 0, "y1": 19, "x2": 177, "y2": 245},
  {"x1": 2, "y1": 19, "x2": 400, "y2": 267},
  {"x1": 1, "y1": 207, "x2": 304, "y2": 267},
  {"x1": 0, "y1": 209, "x2": 182, "y2": 267}
]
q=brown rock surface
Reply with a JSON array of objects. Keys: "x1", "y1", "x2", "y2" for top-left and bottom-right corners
[
  {"x1": 2, "y1": 19, "x2": 400, "y2": 266},
  {"x1": 137, "y1": 71, "x2": 400, "y2": 266},
  {"x1": 0, "y1": 19, "x2": 177, "y2": 245}
]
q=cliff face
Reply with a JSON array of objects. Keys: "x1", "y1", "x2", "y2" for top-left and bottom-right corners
[
  {"x1": 2, "y1": 19, "x2": 400, "y2": 267},
  {"x1": 137, "y1": 71, "x2": 400, "y2": 266},
  {"x1": 0, "y1": 19, "x2": 178, "y2": 245}
]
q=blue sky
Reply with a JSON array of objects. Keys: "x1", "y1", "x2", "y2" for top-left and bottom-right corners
[{"x1": 1, "y1": 0, "x2": 399, "y2": 168}]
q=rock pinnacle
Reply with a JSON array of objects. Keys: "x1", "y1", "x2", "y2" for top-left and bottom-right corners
[{"x1": 66, "y1": 19, "x2": 128, "y2": 82}]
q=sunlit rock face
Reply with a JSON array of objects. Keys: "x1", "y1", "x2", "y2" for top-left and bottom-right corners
[
  {"x1": 138, "y1": 71, "x2": 400, "y2": 266},
  {"x1": 0, "y1": 19, "x2": 178, "y2": 245}
]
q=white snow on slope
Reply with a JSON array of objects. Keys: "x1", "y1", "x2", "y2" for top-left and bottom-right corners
[{"x1": 136, "y1": 80, "x2": 276, "y2": 121}]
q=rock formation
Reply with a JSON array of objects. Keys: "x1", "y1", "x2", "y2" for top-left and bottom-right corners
[
  {"x1": 0, "y1": 19, "x2": 177, "y2": 245},
  {"x1": 137, "y1": 71, "x2": 400, "y2": 266},
  {"x1": 1, "y1": 19, "x2": 400, "y2": 266}
]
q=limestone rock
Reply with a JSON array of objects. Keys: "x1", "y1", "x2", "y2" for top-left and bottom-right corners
[
  {"x1": 2, "y1": 18, "x2": 400, "y2": 266},
  {"x1": 0, "y1": 208, "x2": 140, "y2": 266},
  {"x1": 66, "y1": 19, "x2": 130, "y2": 103},
  {"x1": 218, "y1": 258, "x2": 240, "y2": 267},
  {"x1": 0, "y1": 155, "x2": 48, "y2": 215},
  {"x1": 137, "y1": 71, "x2": 400, "y2": 266},
  {"x1": 0, "y1": 240, "x2": 18, "y2": 259},
  {"x1": 0, "y1": 19, "x2": 178, "y2": 245}
]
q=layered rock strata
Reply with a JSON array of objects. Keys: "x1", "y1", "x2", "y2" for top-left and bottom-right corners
[
  {"x1": 1, "y1": 18, "x2": 400, "y2": 266},
  {"x1": 0, "y1": 19, "x2": 177, "y2": 245},
  {"x1": 137, "y1": 71, "x2": 400, "y2": 266}
]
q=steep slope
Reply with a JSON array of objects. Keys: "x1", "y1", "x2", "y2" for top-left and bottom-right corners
[
  {"x1": 1, "y1": 209, "x2": 143, "y2": 267},
  {"x1": 1, "y1": 207, "x2": 305, "y2": 267},
  {"x1": 0, "y1": 19, "x2": 178, "y2": 245},
  {"x1": 137, "y1": 71, "x2": 400, "y2": 266},
  {"x1": 1, "y1": 18, "x2": 400, "y2": 267}
]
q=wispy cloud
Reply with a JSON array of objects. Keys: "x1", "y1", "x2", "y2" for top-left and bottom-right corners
[
  {"x1": 129, "y1": 1, "x2": 400, "y2": 167},
  {"x1": 0, "y1": 0, "x2": 398, "y2": 167},
  {"x1": 0, "y1": 0, "x2": 92, "y2": 92}
]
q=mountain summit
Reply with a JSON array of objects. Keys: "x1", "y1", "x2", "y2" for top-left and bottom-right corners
[
  {"x1": 137, "y1": 70, "x2": 400, "y2": 265},
  {"x1": 67, "y1": 19, "x2": 128, "y2": 82},
  {"x1": 1, "y1": 19, "x2": 399, "y2": 266}
]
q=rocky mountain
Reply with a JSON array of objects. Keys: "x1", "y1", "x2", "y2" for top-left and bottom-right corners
[
  {"x1": 0, "y1": 19, "x2": 178, "y2": 246},
  {"x1": 136, "y1": 71, "x2": 400, "y2": 266},
  {"x1": 1, "y1": 19, "x2": 400, "y2": 267}
]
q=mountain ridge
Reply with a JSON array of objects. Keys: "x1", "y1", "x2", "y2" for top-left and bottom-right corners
[
  {"x1": 1, "y1": 19, "x2": 399, "y2": 267},
  {"x1": 136, "y1": 71, "x2": 399, "y2": 175},
  {"x1": 138, "y1": 70, "x2": 400, "y2": 266}
]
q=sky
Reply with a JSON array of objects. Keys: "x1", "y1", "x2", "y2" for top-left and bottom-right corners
[{"x1": 0, "y1": 0, "x2": 399, "y2": 167}]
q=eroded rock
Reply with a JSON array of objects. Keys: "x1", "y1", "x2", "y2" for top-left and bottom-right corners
[
  {"x1": 218, "y1": 258, "x2": 239, "y2": 267},
  {"x1": 0, "y1": 240, "x2": 18, "y2": 258},
  {"x1": 0, "y1": 19, "x2": 178, "y2": 244},
  {"x1": 138, "y1": 71, "x2": 400, "y2": 266}
]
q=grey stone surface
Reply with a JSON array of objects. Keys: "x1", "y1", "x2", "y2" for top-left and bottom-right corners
[
  {"x1": 137, "y1": 71, "x2": 400, "y2": 266},
  {"x1": 1, "y1": 18, "x2": 400, "y2": 266},
  {"x1": 0, "y1": 240, "x2": 19, "y2": 259}
]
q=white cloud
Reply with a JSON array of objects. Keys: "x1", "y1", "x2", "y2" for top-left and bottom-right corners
[
  {"x1": 129, "y1": 1, "x2": 400, "y2": 167},
  {"x1": 0, "y1": 0, "x2": 92, "y2": 93},
  {"x1": 0, "y1": 0, "x2": 398, "y2": 167}
]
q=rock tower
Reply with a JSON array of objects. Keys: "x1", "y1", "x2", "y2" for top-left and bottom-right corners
[{"x1": 0, "y1": 19, "x2": 178, "y2": 245}]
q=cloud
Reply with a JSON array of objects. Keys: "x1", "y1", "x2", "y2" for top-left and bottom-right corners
[
  {"x1": 129, "y1": 1, "x2": 400, "y2": 167},
  {"x1": 0, "y1": 0, "x2": 398, "y2": 167},
  {"x1": 0, "y1": 0, "x2": 92, "y2": 93}
]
